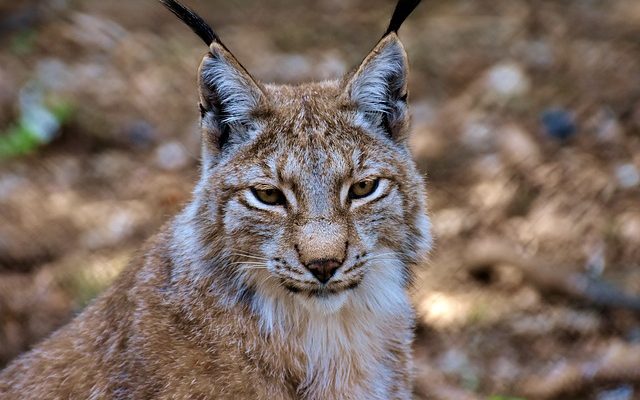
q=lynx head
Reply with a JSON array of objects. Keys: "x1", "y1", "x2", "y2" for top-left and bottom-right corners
[{"x1": 164, "y1": 0, "x2": 431, "y2": 319}]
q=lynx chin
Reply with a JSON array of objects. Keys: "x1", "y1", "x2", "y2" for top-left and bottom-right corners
[{"x1": 0, "y1": 0, "x2": 431, "y2": 398}]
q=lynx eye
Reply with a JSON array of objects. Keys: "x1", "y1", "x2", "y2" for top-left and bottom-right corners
[
  {"x1": 251, "y1": 186, "x2": 286, "y2": 206},
  {"x1": 349, "y1": 178, "x2": 379, "y2": 199}
]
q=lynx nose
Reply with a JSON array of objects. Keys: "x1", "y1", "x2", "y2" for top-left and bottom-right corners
[{"x1": 305, "y1": 259, "x2": 341, "y2": 284}]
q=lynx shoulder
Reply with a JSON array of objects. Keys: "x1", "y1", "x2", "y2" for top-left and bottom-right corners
[{"x1": 0, "y1": 1, "x2": 431, "y2": 399}]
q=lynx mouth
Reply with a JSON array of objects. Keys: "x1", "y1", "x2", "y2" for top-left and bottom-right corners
[
  {"x1": 282, "y1": 281, "x2": 361, "y2": 297},
  {"x1": 307, "y1": 287, "x2": 349, "y2": 298}
]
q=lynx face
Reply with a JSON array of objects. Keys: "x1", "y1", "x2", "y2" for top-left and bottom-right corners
[
  {"x1": 189, "y1": 34, "x2": 431, "y2": 315},
  {"x1": 215, "y1": 90, "x2": 429, "y2": 313}
]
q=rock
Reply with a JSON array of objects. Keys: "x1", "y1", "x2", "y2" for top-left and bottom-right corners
[
  {"x1": 541, "y1": 107, "x2": 577, "y2": 141},
  {"x1": 593, "y1": 109, "x2": 624, "y2": 143},
  {"x1": 523, "y1": 40, "x2": 555, "y2": 68},
  {"x1": 411, "y1": 100, "x2": 438, "y2": 126},
  {"x1": 616, "y1": 212, "x2": 640, "y2": 244},
  {"x1": 437, "y1": 348, "x2": 478, "y2": 391},
  {"x1": 125, "y1": 120, "x2": 156, "y2": 149},
  {"x1": 66, "y1": 12, "x2": 127, "y2": 51},
  {"x1": 461, "y1": 115, "x2": 495, "y2": 152},
  {"x1": 484, "y1": 62, "x2": 530, "y2": 99},
  {"x1": 36, "y1": 58, "x2": 74, "y2": 91},
  {"x1": 438, "y1": 349, "x2": 470, "y2": 375},
  {"x1": 497, "y1": 124, "x2": 541, "y2": 168},
  {"x1": 472, "y1": 154, "x2": 504, "y2": 178},
  {"x1": 584, "y1": 240, "x2": 606, "y2": 276},
  {"x1": 82, "y1": 210, "x2": 136, "y2": 250},
  {"x1": 0, "y1": 173, "x2": 27, "y2": 201},
  {"x1": 431, "y1": 207, "x2": 475, "y2": 238},
  {"x1": 615, "y1": 163, "x2": 640, "y2": 189},
  {"x1": 597, "y1": 385, "x2": 634, "y2": 400},
  {"x1": 49, "y1": 156, "x2": 81, "y2": 188},
  {"x1": 154, "y1": 141, "x2": 190, "y2": 171},
  {"x1": 79, "y1": 202, "x2": 148, "y2": 250},
  {"x1": 510, "y1": 309, "x2": 602, "y2": 337},
  {"x1": 90, "y1": 151, "x2": 136, "y2": 181},
  {"x1": 18, "y1": 84, "x2": 62, "y2": 145}
]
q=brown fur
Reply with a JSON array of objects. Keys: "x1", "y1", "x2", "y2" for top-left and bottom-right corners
[{"x1": 0, "y1": 15, "x2": 431, "y2": 400}]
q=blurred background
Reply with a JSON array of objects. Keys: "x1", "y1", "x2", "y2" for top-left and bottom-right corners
[{"x1": 1, "y1": 0, "x2": 640, "y2": 398}]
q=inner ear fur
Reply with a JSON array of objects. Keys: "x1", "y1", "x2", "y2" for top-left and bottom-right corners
[
  {"x1": 343, "y1": 34, "x2": 410, "y2": 142},
  {"x1": 197, "y1": 42, "x2": 268, "y2": 151}
]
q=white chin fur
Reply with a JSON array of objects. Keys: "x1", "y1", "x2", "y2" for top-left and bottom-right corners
[{"x1": 298, "y1": 291, "x2": 349, "y2": 315}]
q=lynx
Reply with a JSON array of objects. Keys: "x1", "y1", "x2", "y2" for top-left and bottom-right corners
[{"x1": 0, "y1": 0, "x2": 431, "y2": 398}]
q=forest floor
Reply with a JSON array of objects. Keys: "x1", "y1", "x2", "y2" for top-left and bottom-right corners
[{"x1": 1, "y1": 0, "x2": 640, "y2": 398}]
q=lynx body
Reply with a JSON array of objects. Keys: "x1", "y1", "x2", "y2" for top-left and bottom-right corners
[{"x1": 0, "y1": 1, "x2": 430, "y2": 399}]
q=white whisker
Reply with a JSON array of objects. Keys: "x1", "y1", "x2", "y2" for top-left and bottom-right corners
[
  {"x1": 230, "y1": 261, "x2": 268, "y2": 266},
  {"x1": 367, "y1": 252, "x2": 397, "y2": 260},
  {"x1": 231, "y1": 254, "x2": 269, "y2": 261},
  {"x1": 238, "y1": 266, "x2": 270, "y2": 272},
  {"x1": 230, "y1": 249, "x2": 267, "y2": 257}
]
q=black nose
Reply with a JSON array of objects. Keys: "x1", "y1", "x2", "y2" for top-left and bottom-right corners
[{"x1": 305, "y1": 259, "x2": 341, "y2": 284}]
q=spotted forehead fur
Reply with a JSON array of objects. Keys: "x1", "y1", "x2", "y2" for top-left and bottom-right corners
[{"x1": 214, "y1": 82, "x2": 402, "y2": 175}]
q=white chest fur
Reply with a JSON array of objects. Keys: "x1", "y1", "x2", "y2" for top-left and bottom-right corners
[{"x1": 251, "y1": 259, "x2": 412, "y2": 399}]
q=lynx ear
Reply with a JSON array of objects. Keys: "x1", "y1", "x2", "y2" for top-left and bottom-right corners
[
  {"x1": 158, "y1": 0, "x2": 267, "y2": 155},
  {"x1": 344, "y1": 34, "x2": 409, "y2": 141},
  {"x1": 344, "y1": 0, "x2": 421, "y2": 141},
  {"x1": 198, "y1": 43, "x2": 267, "y2": 152}
]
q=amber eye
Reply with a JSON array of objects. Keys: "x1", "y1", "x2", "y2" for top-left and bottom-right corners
[
  {"x1": 251, "y1": 186, "x2": 286, "y2": 206},
  {"x1": 349, "y1": 178, "x2": 379, "y2": 200}
]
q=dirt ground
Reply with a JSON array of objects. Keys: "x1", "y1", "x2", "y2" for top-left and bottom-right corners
[{"x1": 1, "y1": 0, "x2": 640, "y2": 398}]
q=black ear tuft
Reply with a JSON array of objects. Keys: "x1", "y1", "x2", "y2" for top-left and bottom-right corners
[
  {"x1": 158, "y1": 0, "x2": 218, "y2": 46},
  {"x1": 384, "y1": 0, "x2": 422, "y2": 36}
]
